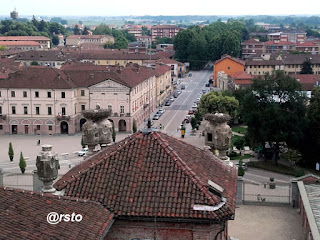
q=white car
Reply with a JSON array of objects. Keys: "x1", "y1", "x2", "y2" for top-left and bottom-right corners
[
  {"x1": 78, "y1": 148, "x2": 88, "y2": 156},
  {"x1": 158, "y1": 109, "x2": 165, "y2": 114}
]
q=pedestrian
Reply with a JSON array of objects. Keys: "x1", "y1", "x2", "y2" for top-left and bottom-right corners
[
  {"x1": 37, "y1": 139, "x2": 40, "y2": 145},
  {"x1": 159, "y1": 124, "x2": 162, "y2": 130}
]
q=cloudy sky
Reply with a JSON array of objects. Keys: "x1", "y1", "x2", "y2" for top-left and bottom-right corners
[{"x1": 1, "y1": 0, "x2": 320, "y2": 16}]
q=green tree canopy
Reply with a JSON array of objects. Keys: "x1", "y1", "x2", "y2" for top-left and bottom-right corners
[
  {"x1": 73, "y1": 24, "x2": 81, "y2": 35},
  {"x1": 52, "y1": 35, "x2": 60, "y2": 45},
  {"x1": 199, "y1": 91, "x2": 239, "y2": 118},
  {"x1": 241, "y1": 71, "x2": 307, "y2": 164},
  {"x1": 300, "y1": 58, "x2": 314, "y2": 74}
]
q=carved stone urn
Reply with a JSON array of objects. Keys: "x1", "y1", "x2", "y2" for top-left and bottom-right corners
[
  {"x1": 82, "y1": 106, "x2": 112, "y2": 158},
  {"x1": 204, "y1": 113, "x2": 232, "y2": 160},
  {"x1": 36, "y1": 145, "x2": 60, "y2": 193}
]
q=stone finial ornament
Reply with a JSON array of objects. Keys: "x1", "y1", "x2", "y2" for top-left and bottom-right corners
[
  {"x1": 36, "y1": 145, "x2": 60, "y2": 193},
  {"x1": 82, "y1": 107, "x2": 112, "y2": 157},
  {"x1": 204, "y1": 113, "x2": 232, "y2": 160}
]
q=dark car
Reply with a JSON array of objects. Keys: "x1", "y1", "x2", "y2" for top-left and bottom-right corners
[
  {"x1": 165, "y1": 101, "x2": 171, "y2": 106},
  {"x1": 181, "y1": 85, "x2": 186, "y2": 90}
]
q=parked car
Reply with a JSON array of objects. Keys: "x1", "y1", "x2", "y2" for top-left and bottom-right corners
[
  {"x1": 156, "y1": 110, "x2": 163, "y2": 116},
  {"x1": 202, "y1": 89, "x2": 207, "y2": 94},
  {"x1": 181, "y1": 85, "x2": 186, "y2": 90},
  {"x1": 184, "y1": 115, "x2": 191, "y2": 123},
  {"x1": 236, "y1": 162, "x2": 248, "y2": 170},
  {"x1": 205, "y1": 83, "x2": 210, "y2": 87},
  {"x1": 78, "y1": 148, "x2": 88, "y2": 156},
  {"x1": 153, "y1": 114, "x2": 160, "y2": 120},
  {"x1": 192, "y1": 103, "x2": 198, "y2": 109},
  {"x1": 173, "y1": 91, "x2": 179, "y2": 98},
  {"x1": 189, "y1": 73, "x2": 192, "y2": 77},
  {"x1": 165, "y1": 101, "x2": 171, "y2": 106},
  {"x1": 188, "y1": 109, "x2": 194, "y2": 115},
  {"x1": 158, "y1": 109, "x2": 165, "y2": 114},
  {"x1": 176, "y1": 90, "x2": 182, "y2": 94},
  {"x1": 169, "y1": 97, "x2": 174, "y2": 102}
]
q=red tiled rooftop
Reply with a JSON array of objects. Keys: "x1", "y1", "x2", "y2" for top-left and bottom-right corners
[
  {"x1": 229, "y1": 71, "x2": 254, "y2": 80},
  {"x1": 214, "y1": 55, "x2": 245, "y2": 66},
  {"x1": 264, "y1": 40, "x2": 295, "y2": 46},
  {"x1": 67, "y1": 35, "x2": 112, "y2": 39},
  {"x1": 0, "y1": 41, "x2": 40, "y2": 46},
  {"x1": 54, "y1": 131, "x2": 237, "y2": 221},
  {"x1": 0, "y1": 187, "x2": 114, "y2": 240}
]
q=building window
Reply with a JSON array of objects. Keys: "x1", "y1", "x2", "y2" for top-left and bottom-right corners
[
  {"x1": 0, "y1": 105, "x2": 2, "y2": 114},
  {"x1": 24, "y1": 106, "x2": 28, "y2": 115},
  {"x1": 81, "y1": 105, "x2": 85, "y2": 111},
  {"x1": 12, "y1": 106, "x2": 16, "y2": 114},
  {"x1": 48, "y1": 125, "x2": 53, "y2": 131},
  {"x1": 108, "y1": 105, "x2": 112, "y2": 111},
  {"x1": 11, "y1": 91, "x2": 15, "y2": 97},
  {"x1": 48, "y1": 107, "x2": 52, "y2": 115},
  {"x1": 35, "y1": 91, "x2": 39, "y2": 98},
  {"x1": 47, "y1": 92, "x2": 52, "y2": 98},
  {"x1": 62, "y1": 107, "x2": 66, "y2": 115},
  {"x1": 0, "y1": 125, "x2": 3, "y2": 130},
  {"x1": 23, "y1": 91, "x2": 27, "y2": 97},
  {"x1": 36, "y1": 107, "x2": 40, "y2": 115},
  {"x1": 61, "y1": 92, "x2": 65, "y2": 98},
  {"x1": 81, "y1": 90, "x2": 85, "y2": 96},
  {"x1": 36, "y1": 125, "x2": 41, "y2": 130},
  {"x1": 228, "y1": 66, "x2": 230, "y2": 70},
  {"x1": 0, "y1": 91, "x2": 1, "y2": 97},
  {"x1": 120, "y1": 105, "x2": 124, "y2": 114}
]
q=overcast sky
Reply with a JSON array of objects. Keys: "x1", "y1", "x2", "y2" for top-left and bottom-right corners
[{"x1": 1, "y1": 0, "x2": 320, "y2": 16}]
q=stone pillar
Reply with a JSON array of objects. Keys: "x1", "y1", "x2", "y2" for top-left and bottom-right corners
[
  {"x1": 236, "y1": 176, "x2": 244, "y2": 205},
  {"x1": 32, "y1": 170, "x2": 43, "y2": 192},
  {"x1": 36, "y1": 145, "x2": 60, "y2": 193},
  {"x1": 0, "y1": 168, "x2": 3, "y2": 187},
  {"x1": 291, "y1": 180, "x2": 299, "y2": 208}
]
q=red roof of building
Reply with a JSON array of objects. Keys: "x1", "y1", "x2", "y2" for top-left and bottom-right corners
[
  {"x1": 264, "y1": 41, "x2": 295, "y2": 46},
  {"x1": 229, "y1": 71, "x2": 254, "y2": 80},
  {"x1": 214, "y1": 55, "x2": 245, "y2": 66},
  {"x1": 0, "y1": 41, "x2": 40, "y2": 46},
  {"x1": 67, "y1": 35, "x2": 112, "y2": 39},
  {"x1": 234, "y1": 79, "x2": 253, "y2": 85},
  {"x1": 0, "y1": 187, "x2": 114, "y2": 240},
  {"x1": 54, "y1": 131, "x2": 237, "y2": 221},
  {"x1": 151, "y1": 25, "x2": 180, "y2": 29},
  {"x1": 241, "y1": 38, "x2": 263, "y2": 45},
  {"x1": 0, "y1": 36, "x2": 50, "y2": 41},
  {"x1": 296, "y1": 41, "x2": 317, "y2": 47},
  {"x1": 290, "y1": 74, "x2": 320, "y2": 90}
]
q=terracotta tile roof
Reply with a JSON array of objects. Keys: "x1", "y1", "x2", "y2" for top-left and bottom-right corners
[
  {"x1": 0, "y1": 187, "x2": 114, "y2": 240},
  {"x1": 241, "y1": 38, "x2": 263, "y2": 45},
  {"x1": 158, "y1": 58, "x2": 182, "y2": 65},
  {"x1": 290, "y1": 74, "x2": 320, "y2": 90},
  {"x1": 214, "y1": 55, "x2": 245, "y2": 66},
  {"x1": 67, "y1": 35, "x2": 112, "y2": 39},
  {"x1": 154, "y1": 64, "x2": 171, "y2": 77},
  {"x1": 14, "y1": 50, "x2": 79, "y2": 61},
  {"x1": 234, "y1": 79, "x2": 252, "y2": 85},
  {"x1": 155, "y1": 51, "x2": 175, "y2": 59},
  {"x1": 229, "y1": 71, "x2": 254, "y2": 80},
  {"x1": 264, "y1": 41, "x2": 295, "y2": 46},
  {"x1": 0, "y1": 66, "x2": 77, "y2": 89},
  {"x1": 54, "y1": 131, "x2": 237, "y2": 221},
  {"x1": 0, "y1": 41, "x2": 40, "y2": 46},
  {"x1": 281, "y1": 54, "x2": 320, "y2": 64},
  {"x1": 0, "y1": 36, "x2": 50, "y2": 41},
  {"x1": 245, "y1": 59, "x2": 283, "y2": 66},
  {"x1": 297, "y1": 42, "x2": 317, "y2": 47}
]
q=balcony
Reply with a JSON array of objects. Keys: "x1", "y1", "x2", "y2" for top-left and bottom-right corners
[
  {"x1": 56, "y1": 115, "x2": 70, "y2": 121},
  {"x1": 0, "y1": 114, "x2": 6, "y2": 120}
]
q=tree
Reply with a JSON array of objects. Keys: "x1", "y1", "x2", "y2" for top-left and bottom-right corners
[
  {"x1": 300, "y1": 87, "x2": 320, "y2": 167},
  {"x1": 81, "y1": 135, "x2": 85, "y2": 148},
  {"x1": 83, "y1": 26, "x2": 89, "y2": 35},
  {"x1": 52, "y1": 35, "x2": 59, "y2": 45},
  {"x1": 73, "y1": 25, "x2": 81, "y2": 35},
  {"x1": 238, "y1": 159, "x2": 245, "y2": 177},
  {"x1": 132, "y1": 119, "x2": 137, "y2": 133},
  {"x1": 190, "y1": 117, "x2": 197, "y2": 130},
  {"x1": 0, "y1": 45, "x2": 7, "y2": 51},
  {"x1": 103, "y1": 42, "x2": 114, "y2": 49},
  {"x1": 234, "y1": 137, "x2": 245, "y2": 155},
  {"x1": 241, "y1": 71, "x2": 307, "y2": 164},
  {"x1": 113, "y1": 36, "x2": 128, "y2": 49},
  {"x1": 8, "y1": 142, "x2": 14, "y2": 161},
  {"x1": 300, "y1": 58, "x2": 314, "y2": 74},
  {"x1": 93, "y1": 24, "x2": 112, "y2": 35},
  {"x1": 199, "y1": 91, "x2": 239, "y2": 118},
  {"x1": 19, "y1": 151, "x2": 27, "y2": 174},
  {"x1": 30, "y1": 61, "x2": 39, "y2": 65},
  {"x1": 141, "y1": 26, "x2": 151, "y2": 36}
]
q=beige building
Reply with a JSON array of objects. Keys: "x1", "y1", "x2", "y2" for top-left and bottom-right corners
[
  {"x1": 0, "y1": 63, "x2": 172, "y2": 135},
  {"x1": 151, "y1": 25, "x2": 180, "y2": 41},
  {"x1": 127, "y1": 27, "x2": 142, "y2": 37},
  {"x1": 66, "y1": 35, "x2": 114, "y2": 46},
  {"x1": 0, "y1": 36, "x2": 50, "y2": 49},
  {"x1": 0, "y1": 41, "x2": 41, "y2": 51}
]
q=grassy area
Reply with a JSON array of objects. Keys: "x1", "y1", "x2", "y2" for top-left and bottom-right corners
[
  {"x1": 232, "y1": 134, "x2": 244, "y2": 146},
  {"x1": 230, "y1": 154, "x2": 252, "y2": 160},
  {"x1": 231, "y1": 126, "x2": 247, "y2": 135},
  {"x1": 247, "y1": 161, "x2": 305, "y2": 177}
]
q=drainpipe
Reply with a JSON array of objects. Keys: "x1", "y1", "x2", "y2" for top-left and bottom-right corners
[{"x1": 214, "y1": 221, "x2": 225, "y2": 240}]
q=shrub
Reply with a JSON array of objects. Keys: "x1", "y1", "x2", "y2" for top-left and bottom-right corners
[
  {"x1": 8, "y1": 142, "x2": 14, "y2": 161},
  {"x1": 19, "y1": 152, "x2": 27, "y2": 173}
]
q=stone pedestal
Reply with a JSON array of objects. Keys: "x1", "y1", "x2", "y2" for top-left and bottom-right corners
[
  {"x1": 36, "y1": 145, "x2": 60, "y2": 193},
  {"x1": 204, "y1": 113, "x2": 232, "y2": 160}
]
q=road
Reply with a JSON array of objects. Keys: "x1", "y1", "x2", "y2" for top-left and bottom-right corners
[{"x1": 139, "y1": 70, "x2": 213, "y2": 137}]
